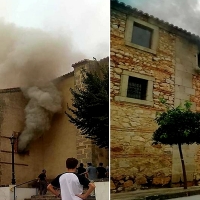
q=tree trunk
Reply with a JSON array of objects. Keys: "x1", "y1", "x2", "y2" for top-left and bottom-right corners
[{"x1": 178, "y1": 143, "x2": 187, "y2": 189}]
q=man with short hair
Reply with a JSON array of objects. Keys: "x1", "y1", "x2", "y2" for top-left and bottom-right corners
[
  {"x1": 77, "y1": 163, "x2": 86, "y2": 176},
  {"x1": 96, "y1": 163, "x2": 107, "y2": 179},
  {"x1": 86, "y1": 163, "x2": 97, "y2": 197},
  {"x1": 47, "y1": 158, "x2": 95, "y2": 200},
  {"x1": 86, "y1": 163, "x2": 97, "y2": 180}
]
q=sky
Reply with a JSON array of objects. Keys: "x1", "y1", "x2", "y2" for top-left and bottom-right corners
[
  {"x1": 119, "y1": 0, "x2": 200, "y2": 36},
  {"x1": 0, "y1": 0, "x2": 109, "y2": 88},
  {"x1": 0, "y1": 0, "x2": 109, "y2": 60}
]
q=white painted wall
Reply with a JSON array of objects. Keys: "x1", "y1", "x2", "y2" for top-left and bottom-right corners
[
  {"x1": 0, "y1": 186, "x2": 37, "y2": 200},
  {"x1": 0, "y1": 182, "x2": 109, "y2": 200},
  {"x1": 95, "y1": 181, "x2": 109, "y2": 200},
  {"x1": 0, "y1": 186, "x2": 10, "y2": 200},
  {"x1": 15, "y1": 188, "x2": 37, "y2": 200}
]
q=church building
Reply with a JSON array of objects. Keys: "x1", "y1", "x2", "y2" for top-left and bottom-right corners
[{"x1": 0, "y1": 57, "x2": 109, "y2": 186}]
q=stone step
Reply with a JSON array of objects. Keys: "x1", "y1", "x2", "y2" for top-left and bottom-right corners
[
  {"x1": 24, "y1": 195, "x2": 61, "y2": 200},
  {"x1": 32, "y1": 195, "x2": 60, "y2": 198},
  {"x1": 25, "y1": 195, "x2": 95, "y2": 200},
  {"x1": 25, "y1": 199, "x2": 60, "y2": 200}
]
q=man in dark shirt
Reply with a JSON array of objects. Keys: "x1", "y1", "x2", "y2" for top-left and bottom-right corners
[
  {"x1": 96, "y1": 163, "x2": 107, "y2": 179},
  {"x1": 77, "y1": 163, "x2": 86, "y2": 176},
  {"x1": 47, "y1": 158, "x2": 95, "y2": 200},
  {"x1": 38, "y1": 169, "x2": 47, "y2": 195}
]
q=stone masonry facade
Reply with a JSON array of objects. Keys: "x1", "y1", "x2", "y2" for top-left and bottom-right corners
[
  {"x1": 111, "y1": 0, "x2": 200, "y2": 193},
  {"x1": 0, "y1": 88, "x2": 29, "y2": 186},
  {"x1": 73, "y1": 58, "x2": 109, "y2": 166}
]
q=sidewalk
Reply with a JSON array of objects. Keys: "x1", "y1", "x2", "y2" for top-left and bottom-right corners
[{"x1": 111, "y1": 186, "x2": 200, "y2": 200}]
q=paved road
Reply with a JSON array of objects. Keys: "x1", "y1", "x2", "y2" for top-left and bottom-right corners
[
  {"x1": 167, "y1": 195, "x2": 200, "y2": 199},
  {"x1": 111, "y1": 187, "x2": 200, "y2": 200}
]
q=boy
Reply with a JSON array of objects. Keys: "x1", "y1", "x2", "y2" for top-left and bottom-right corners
[{"x1": 47, "y1": 158, "x2": 95, "y2": 200}]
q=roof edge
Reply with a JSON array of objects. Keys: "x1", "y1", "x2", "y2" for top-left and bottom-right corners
[
  {"x1": 72, "y1": 57, "x2": 109, "y2": 68},
  {"x1": 111, "y1": 0, "x2": 200, "y2": 46},
  {"x1": 53, "y1": 71, "x2": 74, "y2": 84}
]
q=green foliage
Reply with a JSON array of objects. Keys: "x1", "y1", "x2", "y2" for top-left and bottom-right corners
[
  {"x1": 66, "y1": 63, "x2": 109, "y2": 148},
  {"x1": 159, "y1": 97, "x2": 167, "y2": 104},
  {"x1": 153, "y1": 101, "x2": 200, "y2": 145}
]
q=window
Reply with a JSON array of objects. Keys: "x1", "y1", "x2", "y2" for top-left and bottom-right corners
[
  {"x1": 115, "y1": 70, "x2": 155, "y2": 106},
  {"x1": 125, "y1": 17, "x2": 159, "y2": 54},
  {"x1": 127, "y1": 76, "x2": 147, "y2": 100},
  {"x1": 198, "y1": 53, "x2": 200, "y2": 68},
  {"x1": 131, "y1": 22, "x2": 153, "y2": 49}
]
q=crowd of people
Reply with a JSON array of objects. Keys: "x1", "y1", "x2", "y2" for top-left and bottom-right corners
[
  {"x1": 77, "y1": 162, "x2": 109, "y2": 180},
  {"x1": 37, "y1": 159, "x2": 109, "y2": 199}
]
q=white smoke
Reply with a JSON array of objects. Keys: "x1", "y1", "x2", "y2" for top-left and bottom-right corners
[
  {"x1": 0, "y1": 19, "x2": 84, "y2": 88},
  {"x1": 18, "y1": 83, "x2": 62, "y2": 152},
  {"x1": 0, "y1": 20, "x2": 84, "y2": 152}
]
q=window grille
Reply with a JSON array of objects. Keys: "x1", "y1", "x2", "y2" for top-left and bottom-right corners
[{"x1": 127, "y1": 76, "x2": 147, "y2": 100}]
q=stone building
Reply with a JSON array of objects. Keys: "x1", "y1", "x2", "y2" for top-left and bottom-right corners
[
  {"x1": 111, "y1": 0, "x2": 200, "y2": 192},
  {"x1": 0, "y1": 57, "x2": 109, "y2": 186}
]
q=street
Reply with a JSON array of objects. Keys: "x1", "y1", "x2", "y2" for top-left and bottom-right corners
[{"x1": 167, "y1": 195, "x2": 200, "y2": 199}]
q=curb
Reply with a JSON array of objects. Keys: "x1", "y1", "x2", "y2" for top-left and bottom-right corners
[
  {"x1": 137, "y1": 189, "x2": 200, "y2": 200},
  {"x1": 111, "y1": 187, "x2": 200, "y2": 200}
]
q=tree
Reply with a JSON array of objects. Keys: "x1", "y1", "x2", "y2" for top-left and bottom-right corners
[
  {"x1": 152, "y1": 101, "x2": 200, "y2": 189},
  {"x1": 65, "y1": 62, "x2": 109, "y2": 148}
]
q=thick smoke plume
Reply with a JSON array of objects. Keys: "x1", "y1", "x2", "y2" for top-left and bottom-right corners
[
  {"x1": 18, "y1": 83, "x2": 62, "y2": 152},
  {"x1": 0, "y1": 20, "x2": 84, "y2": 152},
  {"x1": 0, "y1": 19, "x2": 84, "y2": 88}
]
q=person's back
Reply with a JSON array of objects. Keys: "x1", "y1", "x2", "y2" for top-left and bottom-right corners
[
  {"x1": 60, "y1": 173, "x2": 88, "y2": 200},
  {"x1": 77, "y1": 163, "x2": 86, "y2": 176},
  {"x1": 38, "y1": 169, "x2": 47, "y2": 195},
  {"x1": 87, "y1": 163, "x2": 97, "y2": 180},
  {"x1": 38, "y1": 171, "x2": 46, "y2": 181},
  {"x1": 96, "y1": 163, "x2": 107, "y2": 179},
  {"x1": 47, "y1": 158, "x2": 95, "y2": 200}
]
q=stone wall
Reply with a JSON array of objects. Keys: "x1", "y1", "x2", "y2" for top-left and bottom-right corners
[
  {"x1": 171, "y1": 36, "x2": 198, "y2": 184},
  {"x1": 111, "y1": 1, "x2": 200, "y2": 192},
  {"x1": 0, "y1": 75, "x2": 80, "y2": 184},
  {"x1": 110, "y1": 8, "x2": 175, "y2": 192},
  {"x1": 73, "y1": 59, "x2": 109, "y2": 167},
  {"x1": 0, "y1": 89, "x2": 44, "y2": 185},
  {"x1": 43, "y1": 73, "x2": 78, "y2": 177},
  {"x1": 72, "y1": 60, "x2": 96, "y2": 165},
  {"x1": 191, "y1": 55, "x2": 200, "y2": 184}
]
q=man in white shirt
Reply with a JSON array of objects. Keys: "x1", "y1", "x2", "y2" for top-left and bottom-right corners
[{"x1": 47, "y1": 158, "x2": 95, "y2": 200}]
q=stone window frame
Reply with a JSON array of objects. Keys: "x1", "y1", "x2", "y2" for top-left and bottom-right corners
[
  {"x1": 115, "y1": 70, "x2": 155, "y2": 106},
  {"x1": 196, "y1": 53, "x2": 200, "y2": 68},
  {"x1": 125, "y1": 16, "x2": 159, "y2": 54}
]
